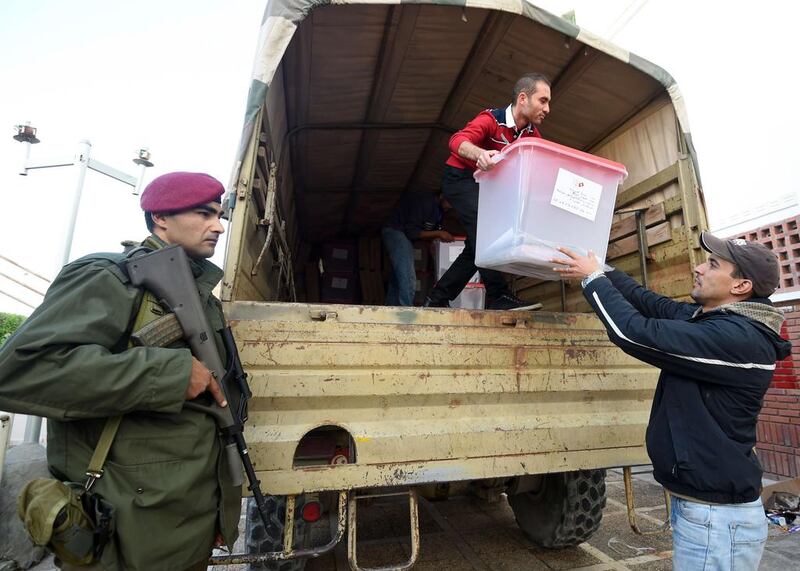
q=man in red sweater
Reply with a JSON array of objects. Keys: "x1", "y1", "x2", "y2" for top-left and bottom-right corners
[{"x1": 423, "y1": 73, "x2": 551, "y2": 310}]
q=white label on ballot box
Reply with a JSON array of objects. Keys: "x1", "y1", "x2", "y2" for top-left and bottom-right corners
[
  {"x1": 331, "y1": 277, "x2": 349, "y2": 289},
  {"x1": 550, "y1": 168, "x2": 603, "y2": 221}
]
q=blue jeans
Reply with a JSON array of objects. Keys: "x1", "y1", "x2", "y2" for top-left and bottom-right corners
[
  {"x1": 670, "y1": 495, "x2": 767, "y2": 570},
  {"x1": 381, "y1": 227, "x2": 416, "y2": 306}
]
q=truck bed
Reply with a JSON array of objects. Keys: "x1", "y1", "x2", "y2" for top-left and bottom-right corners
[{"x1": 229, "y1": 301, "x2": 657, "y2": 495}]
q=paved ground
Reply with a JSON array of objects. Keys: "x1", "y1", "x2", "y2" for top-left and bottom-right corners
[
  {"x1": 289, "y1": 469, "x2": 798, "y2": 571},
  {"x1": 23, "y1": 468, "x2": 800, "y2": 570}
]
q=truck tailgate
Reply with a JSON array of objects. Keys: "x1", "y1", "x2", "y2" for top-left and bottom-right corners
[{"x1": 227, "y1": 302, "x2": 657, "y2": 495}]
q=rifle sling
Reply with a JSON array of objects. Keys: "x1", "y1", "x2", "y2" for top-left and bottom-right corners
[{"x1": 86, "y1": 416, "x2": 123, "y2": 480}]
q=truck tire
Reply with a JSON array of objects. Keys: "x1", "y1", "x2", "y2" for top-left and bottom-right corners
[
  {"x1": 246, "y1": 495, "x2": 308, "y2": 571},
  {"x1": 507, "y1": 469, "x2": 606, "y2": 548}
]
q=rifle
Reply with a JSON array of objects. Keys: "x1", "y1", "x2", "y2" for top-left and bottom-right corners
[{"x1": 124, "y1": 244, "x2": 271, "y2": 529}]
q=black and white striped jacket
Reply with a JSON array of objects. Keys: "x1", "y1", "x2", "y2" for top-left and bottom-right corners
[{"x1": 583, "y1": 269, "x2": 790, "y2": 504}]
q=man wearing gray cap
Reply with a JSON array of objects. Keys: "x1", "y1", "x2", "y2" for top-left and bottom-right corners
[
  {"x1": 0, "y1": 172, "x2": 239, "y2": 570},
  {"x1": 552, "y1": 232, "x2": 791, "y2": 570}
]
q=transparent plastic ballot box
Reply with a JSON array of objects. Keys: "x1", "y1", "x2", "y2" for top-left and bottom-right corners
[
  {"x1": 433, "y1": 238, "x2": 480, "y2": 283},
  {"x1": 452, "y1": 283, "x2": 485, "y2": 310},
  {"x1": 474, "y1": 139, "x2": 627, "y2": 280}
]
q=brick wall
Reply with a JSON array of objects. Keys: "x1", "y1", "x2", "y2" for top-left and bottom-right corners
[
  {"x1": 733, "y1": 215, "x2": 800, "y2": 293},
  {"x1": 727, "y1": 214, "x2": 800, "y2": 480},
  {"x1": 756, "y1": 311, "x2": 800, "y2": 480}
]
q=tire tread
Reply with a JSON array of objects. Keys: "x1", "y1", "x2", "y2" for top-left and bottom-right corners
[{"x1": 508, "y1": 469, "x2": 607, "y2": 548}]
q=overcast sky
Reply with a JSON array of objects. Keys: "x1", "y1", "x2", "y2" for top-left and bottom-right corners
[
  {"x1": 0, "y1": 1, "x2": 263, "y2": 315},
  {"x1": 1, "y1": 0, "x2": 798, "y2": 316}
]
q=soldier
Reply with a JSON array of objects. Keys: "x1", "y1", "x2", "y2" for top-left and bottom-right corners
[{"x1": 0, "y1": 172, "x2": 240, "y2": 570}]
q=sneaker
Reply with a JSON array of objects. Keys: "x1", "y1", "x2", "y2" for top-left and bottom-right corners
[
  {"x1": 422, "y1": 297, "x2": 450, "y2": 308},
  {"x1": 487, "y1": 294, "x2": 542, "y2": 311}
]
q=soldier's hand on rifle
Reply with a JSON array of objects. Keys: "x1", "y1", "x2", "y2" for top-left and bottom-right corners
[{"x1": 187, "y1": 357, "x2": 228, "y2": 407}]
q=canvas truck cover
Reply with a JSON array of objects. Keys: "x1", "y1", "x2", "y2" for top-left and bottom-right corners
[{"x1": 228, "y1": 0, "x2": 703, "y2": 200}]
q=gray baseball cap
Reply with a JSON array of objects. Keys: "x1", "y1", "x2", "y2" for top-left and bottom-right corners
[{"x1": 699, "y1": 231, "x2": 781, "y2": 298}]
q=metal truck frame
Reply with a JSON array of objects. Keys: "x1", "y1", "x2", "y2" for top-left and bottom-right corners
[{"x1": 213, "y1": 1, "x2": 708, "y2": 568}]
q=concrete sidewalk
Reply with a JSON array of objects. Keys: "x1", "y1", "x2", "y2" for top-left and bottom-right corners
[{"x1": 13, "y1": 468, "x2": 800, "y2": 570}]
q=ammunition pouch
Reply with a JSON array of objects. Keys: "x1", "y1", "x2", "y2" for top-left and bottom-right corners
[{"x1": 18, "y1": 479, "x2": 115, "y2": 566}]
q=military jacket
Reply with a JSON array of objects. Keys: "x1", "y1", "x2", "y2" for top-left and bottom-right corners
[{"x1": 0, "y1": 236, "x2": 241, "y2": 570}]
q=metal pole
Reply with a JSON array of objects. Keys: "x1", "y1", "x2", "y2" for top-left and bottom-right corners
[
  {"x1": 0, "y1": 288, "x2": 36, "y2": 309},
  {"x1": 635, "y1": 210, "x2": 650, "y2": 289},
  {"x1": 1, "y1": 414, "x2": 13, "y2": 483},
  {"x1": 19, "y1": 140, "x2": 32, "y2": 176},
  {"x1": 132, "y1": 148, "x2": 153, "y2": 195},
  {"x1": 133, "y1": 162, "x2": 148, "y2": 195},
  {"x1": 22, "y1": 415, "x2": 43, "y2": 444},
  {"x1": 61, "y1": 140, "x2": 91, "y2": 267},
  {"x1": 0, "y1": 254, "x2": 51, "y2": 283}
]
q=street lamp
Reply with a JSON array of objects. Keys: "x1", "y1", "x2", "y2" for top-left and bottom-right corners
[
  {"x1": 133, "y1": 148, "x2": 154, "y2": 195},
  {"x1": 11, "y1": 123, "x2": 155, "y2": 444},
  {"x1": 14, "y1": 123, "x2": 40, "y2": 176},
  {"x1": 13, "y1": 123, "x2": 155, "y2": 269},
  {"x1": 13, "y1": 123, "x2": 39, "y2": 143}
]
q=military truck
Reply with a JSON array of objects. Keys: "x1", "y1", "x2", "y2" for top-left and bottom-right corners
[{"x1": 215, "y1": 0, "x2": 708, "y2": 568}]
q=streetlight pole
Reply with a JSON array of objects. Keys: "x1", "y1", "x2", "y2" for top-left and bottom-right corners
[
  {"x1": 133, "y1": 148, "x2": 154, "y2": 195},
  {"x1": 63, "y1": 140, "x2": 91, "y2": 268},
  {"x1": 12, "y1": 123, "x2": 154, "y2": 444}
]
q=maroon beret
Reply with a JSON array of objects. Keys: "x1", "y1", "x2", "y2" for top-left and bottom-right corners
[{"x1": 140, "y1": 172, "x2": 224, "y2": 212}]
